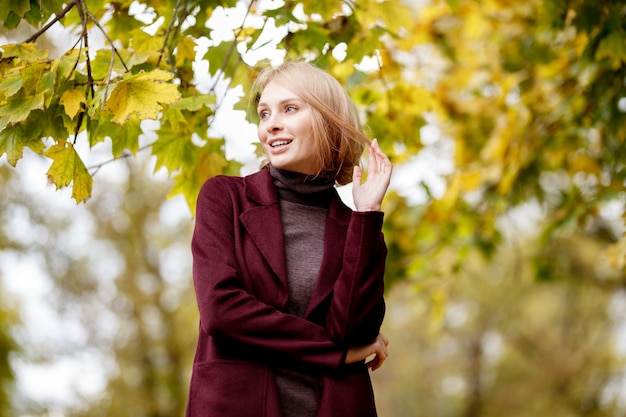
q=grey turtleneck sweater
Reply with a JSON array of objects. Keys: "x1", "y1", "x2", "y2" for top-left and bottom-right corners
[{"x1": 270, "y1": 166, "x2": 336, "y2": 417}]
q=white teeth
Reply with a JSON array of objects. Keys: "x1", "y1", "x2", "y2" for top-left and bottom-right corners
[{"x1": 270, "y1": 140, "x2": 292, "y2": 147}]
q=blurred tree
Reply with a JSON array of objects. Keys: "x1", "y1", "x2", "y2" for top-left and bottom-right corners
[
  {"x1": 0, "y1": 279, "x2": 20, "y2": 417},
  {"x1": 0, "y1": 156, "x2": 196, "y2": 416},
  {"x1": 0, "y1": 164, "x2": 23, "y2": 417},
  {"x1": 70, "y1": 158, "x2": 197, "y2": 417},
  {"x1": 57, "y1": 158, "x2": 197, "y2": 417},
  {"x1": 378, "y1": 0, "x2": 625, "y2": 278},
  {"x1": 373, "y1": 228, "x2": 624, "y2": 417}
]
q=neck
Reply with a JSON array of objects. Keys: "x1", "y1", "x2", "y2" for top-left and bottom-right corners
[{"x1": 269, "y1": 165, "x2": 335, "y2": 207}]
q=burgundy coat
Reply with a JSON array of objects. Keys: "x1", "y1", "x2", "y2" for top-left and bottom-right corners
[{"x1": 186, "y1": 169, "x2": 387, "y2": 417}]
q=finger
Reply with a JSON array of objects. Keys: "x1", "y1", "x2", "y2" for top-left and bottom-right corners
[
  {"x1": 365, "y1": 355, "x2": 381, "y2": 371},
  {"x1": 370, "y1": 353, "x2": 387, "y2": 371},
  {"x1": 370, "y1": 140, "x2": 391, "y2": 178},
  {"x1": 367, "y1": 140, "x2": 378, "y2": 175},
  {"x1": 352, "y1": 165, "x2": 362, "y2": 186},
  {"x1": 373, "y1": 144, "x2": 391, "y2": 174}
]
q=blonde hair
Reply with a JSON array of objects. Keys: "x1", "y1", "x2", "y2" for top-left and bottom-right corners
[{"x1": 251, "y1": 61, "x2": 369, "y2": 185}]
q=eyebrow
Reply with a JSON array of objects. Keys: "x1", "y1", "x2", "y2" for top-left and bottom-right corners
[{"x1": 257, "y1": 97, "x2": 305, "y2": 108}]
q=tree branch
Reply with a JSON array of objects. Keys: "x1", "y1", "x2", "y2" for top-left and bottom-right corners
[
  {"x1": 24, "y1": 0, "x2": 79, "y2": 44},
  {"x1": 81, "y1": 7, "x2": 130, "y2": 109},
  {"x1": 88, "y1": 144, "x2": 153, "y2": 176},
  {"x1": 157, "y1": 0, "x2": 184, "y2": 67}
]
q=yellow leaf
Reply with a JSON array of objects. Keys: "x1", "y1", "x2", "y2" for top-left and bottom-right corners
[
  {"x1": 0, "y1": 43, "x2": 48, "y2": 61},
  {"x1": 460, "y1": 168, "x2": 483, "y2": 191},
  {"x1": 604, "y1": 235, "x2": 626, "y2": 269},
  {"x1": 60, "y1": 89, "x2": 86, "y2": 119},
  {"x1": 175, "y1": 36, "x2": 197, "y2": 67},
  {"x1": 440, "y1": 171, "x2": 462, "y2": 212},
  {"x1": 104, "y1": 70, "x2": 182, "y2": 124},
  {"x1": 44, "y1": 142, "x2": 93, "y2": 203}
]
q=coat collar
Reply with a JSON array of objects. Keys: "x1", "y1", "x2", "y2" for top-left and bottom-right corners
[
  {"x1": 243, "y1": 168, "x2": 279, "y2": 206},
  {"x1": 240, "y1": 169, "x2": 353, "y2": 317}
]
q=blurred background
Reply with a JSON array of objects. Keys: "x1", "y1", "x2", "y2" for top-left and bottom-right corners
[{"x1": 1, "y1": 0, "x2": 625, "y2": 416}]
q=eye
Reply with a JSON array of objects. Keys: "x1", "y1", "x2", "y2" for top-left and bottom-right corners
[
  {"x1": 258, "y1": 110, "x2": 270, "y2": 120},
  {"x1": 285, "y1": 105, "x2": 297, "y2": 113}
]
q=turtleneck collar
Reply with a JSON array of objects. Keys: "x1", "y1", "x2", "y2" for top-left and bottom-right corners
[{"x1": 269, "y1": 165, "x2": 335, "y2": 207}]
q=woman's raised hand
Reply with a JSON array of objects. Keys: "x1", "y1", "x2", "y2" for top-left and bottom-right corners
[
  {"x1": 344, "y1": 333, "x2": 389, "y2": 371},
  {"x1": 352, "y1": 139, "x2": 392, "y2": 212}
]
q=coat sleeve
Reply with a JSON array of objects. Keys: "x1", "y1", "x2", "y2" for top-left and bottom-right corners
[
  {"x1": 325, "y1": 211, "x2": 387, "y2": 347},
  {"x1": 191, "y1": 177, "x2": 344, "y2": 372}
]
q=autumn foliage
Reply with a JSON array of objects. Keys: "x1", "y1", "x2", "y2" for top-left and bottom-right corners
[{"x1": 0, "y1": 0, "x2": 624, "y2": 272}]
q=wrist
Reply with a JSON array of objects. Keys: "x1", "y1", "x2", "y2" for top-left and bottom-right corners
[{"x1": 355, "y1": 205, "x2": 381, "y2": 212}]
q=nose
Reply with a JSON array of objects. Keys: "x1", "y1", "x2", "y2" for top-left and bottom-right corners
[{"x1": 265, "y1": 114, "x2": 283, "y2": 133}]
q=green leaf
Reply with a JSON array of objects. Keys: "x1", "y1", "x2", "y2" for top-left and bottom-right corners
[
  {"x1": 283, "y1": 23, "x2": 331, "y2": 55},
  {"x1": 0, "y1": 123, "x2": 44, "y2": 166},
  {"x1": 204, "y1": 41, "x2": 235, "y2": 77},
  {"x1": 107, "y1": 11, "x2": 145, "y2": 47},
  {"x1": 44, "y1": 142, "x2": 93, "y2": 203},
  {"x1": 88, "y1": 116, "x2": 142, "y2": 157},
  {"x1": 0, "y1": 93, "x2": 45, "y2": 127},
  {"x1": 596, "y1": 29, "x2": 626, "y2": 64},
  {"x1": 152, "y1": 122, "x2": 196, "y2": 173},
  {"x1": 103, "y1": 70, "x2": 181, "y2": 124},
  {"x1": 169, "y1": 95, "x2": 216, "y2": 112},
  {"x1": 38, "y1": 70, "x2": 56, "y2": 106},
  {"x1": 52, "y1": 50, "x2": 83, "y2": 82},
  {"x1": 0, "y1": 70, "x2": 23, "y2": 98},
  {"x1": 300, "y1": 0, "x2": 342, "y2": 20},
  {"x1": 23, "y1": 0, "x2": 43, "y2": 27},
  {"x1": 2, "y1": 11, "x2": 21, "y2": 29},
  {"x1": 0, "y1": 0, "x2": 30, "y2": 21},
  {"x1": 168, "y1": 141, "x2": 236, "y2": 213}
]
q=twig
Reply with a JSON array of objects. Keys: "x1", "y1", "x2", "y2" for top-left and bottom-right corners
[
  {"x1": 73, "y1": 0, "x2": 94, "y2": 145},
  {"x1": 24, "y1": 0, "x2": 79, "y2": 43},
  {"x1": 208, "y1": 0, "x2": 256, "y2": 95},
  {"x1": 83, "y1": 9, "x2": 129, "y2": 72},
  {"x1": 88, "y1": 143, "x2": 153, "y2": 176},
  {"x1": 157, "y1": 0, "x2": 184, "y2": 67},
  {"x1": 76, "y1": 0, "x2": 94, "y2": 98},
  {"x1": 82, "y1": 8, "x2": 130, "y2": 108}
]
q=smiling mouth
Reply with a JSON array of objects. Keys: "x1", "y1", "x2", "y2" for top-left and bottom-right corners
[{"x1": 270, "y1": 140, "x2": 292, "y2": 148}]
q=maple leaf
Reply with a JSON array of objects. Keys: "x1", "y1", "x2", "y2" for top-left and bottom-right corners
[
  {"x1": 0, "y1": 93, "x2": 44, "y2": 127},
  {"x1": 104, "y1": 70, "x2": 181, "y2": 124},
  {"x1": 0, "y1": 123, "x2": 44, "y2": 166},
  {"x1": 60, "y1": 89, "x2": 86, "y2": 119},
  {"x1": 0, "y1": 70, "x2": 23, "y2": 98},
  {"x1": 0, "y1": 43, "x2": 48, "y2": 61},
  {"x1": 44, "y1": 142, "x2": 93, "y2": 203},
  {"x1": 152, "y1": 122, "x2": 196, "y2": 173}
]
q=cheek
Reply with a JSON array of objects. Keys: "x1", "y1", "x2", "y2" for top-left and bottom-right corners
[{"x1": 257, "y1": 126, "x2": 266, "y2": 142}]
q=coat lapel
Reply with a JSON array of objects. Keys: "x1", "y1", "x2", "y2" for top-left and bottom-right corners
[
  {"x1": 305, "y1": 194, "x2": 352, "y2": 317},
  {"x1": 240, "y1": 170, "x2": 354, "y2": 317},
  {"x1": 239, "y1": 170, "x2": 289, "y2": 292}
]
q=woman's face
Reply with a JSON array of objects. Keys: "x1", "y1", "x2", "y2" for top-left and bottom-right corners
[{"x1": 257, "y1": 81, "x2": 318, "y2": 175}]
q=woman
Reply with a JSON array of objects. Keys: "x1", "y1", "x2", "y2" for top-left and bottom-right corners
[{"x1": 186, "y1": 61, "x2": 392, "y2": 417}]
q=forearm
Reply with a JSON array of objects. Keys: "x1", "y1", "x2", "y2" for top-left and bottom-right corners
[
  {"x1": 325, "y1": 211, "x2": 387, "y2": 346},
  {"x1": 194, "y1": 267, "x2": 344, "y2": 371}
]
